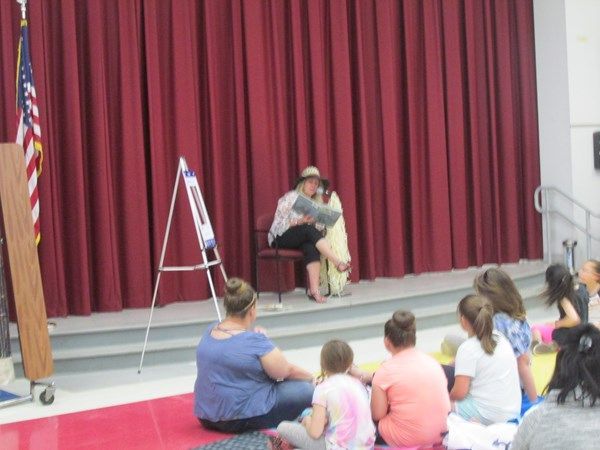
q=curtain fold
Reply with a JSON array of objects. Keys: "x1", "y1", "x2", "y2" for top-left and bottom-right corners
[{"x1": 0, "y1": 0, "x2": 542, "y2": 317}]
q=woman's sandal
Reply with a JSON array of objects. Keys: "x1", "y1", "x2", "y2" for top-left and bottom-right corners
[
  {"x1": 308, "y1": 290, "x2": 327, "y2": 303},
  {"x1": 335, "y1": 261, "x2": 352, "y2": 273}
]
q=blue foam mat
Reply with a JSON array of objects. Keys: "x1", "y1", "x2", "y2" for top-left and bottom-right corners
[{"x1": 0, "y1": 389, "x2": 20, "y2": 402}]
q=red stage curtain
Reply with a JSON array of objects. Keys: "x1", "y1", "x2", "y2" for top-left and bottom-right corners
[{"x1": 0, "y1": 0, "x2": 541, "y2": 317}]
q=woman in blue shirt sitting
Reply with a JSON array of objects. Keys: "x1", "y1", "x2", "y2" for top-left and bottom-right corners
[{"x1": 194, "y1": 278, "x2": 314, "y2": 433}]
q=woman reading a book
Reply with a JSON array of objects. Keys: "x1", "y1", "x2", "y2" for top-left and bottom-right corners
[{"x1": 269, "y1": 166, "x2": 350, "y2": 303}]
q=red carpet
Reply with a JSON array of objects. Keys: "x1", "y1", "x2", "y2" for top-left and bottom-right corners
[{"x1": 0, "y1": 393, "x2": 231, "y2": 450}]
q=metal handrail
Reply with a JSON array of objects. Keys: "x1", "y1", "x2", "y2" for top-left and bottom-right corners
[{"x1": 534, "y1": 185, "x2": 600, "y2": 261}]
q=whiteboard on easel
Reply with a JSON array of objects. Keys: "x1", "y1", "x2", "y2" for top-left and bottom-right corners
[{"x1": 180, "y1": 158, "x2": 217, "y2": 251}]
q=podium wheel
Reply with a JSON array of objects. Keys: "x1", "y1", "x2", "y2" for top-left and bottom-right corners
[{"x1": 40, "y1": 388, "x2": 55, "y2": 405}]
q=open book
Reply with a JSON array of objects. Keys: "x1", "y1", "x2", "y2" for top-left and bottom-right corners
[{"x1": 292, "y1": 194, "x2": 342, "y2": 227}]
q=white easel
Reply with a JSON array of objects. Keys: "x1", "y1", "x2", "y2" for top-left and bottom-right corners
[{"x1": 138, "y1": 157, "x2": 227, "y2": 373}]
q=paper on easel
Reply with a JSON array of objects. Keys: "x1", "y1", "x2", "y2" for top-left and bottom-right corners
[
  {"x1": 182, "y1": 168, "x2": 217, "y2": 250},
  {"x1": 292, "y1": 194, "x2": 342, "y2": 227}
]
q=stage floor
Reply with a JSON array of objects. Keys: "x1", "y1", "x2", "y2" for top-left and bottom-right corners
[{"x1": 10, "y1": 259, "x2": 548, "y2": 335}]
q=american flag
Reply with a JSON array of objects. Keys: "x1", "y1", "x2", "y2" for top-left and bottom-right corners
[{"x1": 15, "y1": 18, "x2": 43, "y2": 244}]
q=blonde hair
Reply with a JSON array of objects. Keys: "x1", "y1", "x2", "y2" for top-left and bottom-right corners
[
  {"x1": 223, "y1": 278, "x2": 256, "y2": 317},
  {"x1": 474, "y1": 268, "x2": 527, "y2": 321},
  {"x1": 458, "y1": 295, "x2": 497, "y2": 355},
  {"x1": 295, "y1": 179, "x2": 323, "y2": 202}
]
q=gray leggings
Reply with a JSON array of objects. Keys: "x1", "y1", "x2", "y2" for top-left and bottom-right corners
[{"x1": 277, "y1": 421, "x2": 326, "y2": 450}]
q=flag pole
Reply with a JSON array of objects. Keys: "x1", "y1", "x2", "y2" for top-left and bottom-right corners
[{"x1": 17, "y1": 0, "x2": 27, "y2": 20}]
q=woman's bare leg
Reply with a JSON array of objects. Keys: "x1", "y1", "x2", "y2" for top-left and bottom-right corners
[
  {"x1": 307, "y1": 261, "x2": 326, "y2": 303},
  {"x1": 315, "y1": 238, "x2": 349, "y2": 271}
]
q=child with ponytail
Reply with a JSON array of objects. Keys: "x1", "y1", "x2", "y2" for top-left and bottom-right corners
[
  {"x1": 473, "y1": 268, "x2": 537, "y2": 403},
  {"x1": 450, "y1": 295, "x2": 521, "y2": 424},
  {"x1": 511, "y1": 324, "x2": 600, "y2": 449}
]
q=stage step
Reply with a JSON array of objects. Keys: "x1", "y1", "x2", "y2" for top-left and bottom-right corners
[{"x1": 8, "y1": 261, "x2": 549, "y2": 376}]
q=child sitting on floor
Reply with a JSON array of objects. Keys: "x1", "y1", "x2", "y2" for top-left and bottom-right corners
[
  {"x1": 276, "y1": 340, "x2": 375, "y2": 450},
  {"x1": 450, "y1": 295, "x2": 521, "y2": 425},
  {"x1": 473, "y1": 268, "x2": 538, "y2": 403},
  {"x1": 531, "y1": 263, "x2": 581, "y2": 354},
  {"x1": 361, "y1": 310, "x2": 450, "y2": 448},
  {"x1": 512, "y1": 324, "x2": 600, "y2": 449}
]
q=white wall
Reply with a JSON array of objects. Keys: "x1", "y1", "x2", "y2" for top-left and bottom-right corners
[
  {"x1": 534, "y1": 0, "x2": 600, "y2": 266},
  {"x1": 565, "y1": 0, "x2": 600, "y2": 262},
  {"x1": 533, "y1": 0, "x2": 575, "y2": 262}
]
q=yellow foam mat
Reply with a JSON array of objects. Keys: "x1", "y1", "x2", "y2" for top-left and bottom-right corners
[
  {"x1": 360, "y1": 352, "x2": 557, "y2": 395},
  {"x1": 530, "y1": 352, "x2": 557, "y2": 394}
]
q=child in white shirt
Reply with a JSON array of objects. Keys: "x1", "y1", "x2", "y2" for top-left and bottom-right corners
[{"x1": 449, "y1": 294, "x2": 521, "y2": 424}]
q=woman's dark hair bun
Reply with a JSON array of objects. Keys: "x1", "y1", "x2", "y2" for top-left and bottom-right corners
[
  {"x1": 385, "y1": 310, "x2": 416, "y2": 348},
  {"x1": 392, "y1": 310, "x2": 415, "y2": 328}
]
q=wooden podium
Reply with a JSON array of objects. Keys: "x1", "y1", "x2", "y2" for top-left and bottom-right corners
[{"x1": 0, "y1": 143, "x2": 54, "y2": 407}]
